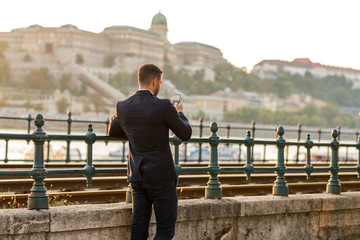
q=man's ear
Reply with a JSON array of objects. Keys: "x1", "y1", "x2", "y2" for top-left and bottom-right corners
[{"x1": 152, "y1": 77, "x2": 158, "y2": 86}]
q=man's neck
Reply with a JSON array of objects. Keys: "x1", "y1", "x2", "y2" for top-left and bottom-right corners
[{"x1": 138, "y1": 88, "x2": 154, "y2": 95}]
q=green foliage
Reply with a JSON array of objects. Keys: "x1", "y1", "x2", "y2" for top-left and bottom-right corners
[
  {"x1": 23, "y1": 53, "x2": 32, "y2": 62},
  {"x1": 0, "y1": 41, "x2": 9, "y2": 52},
  {"x1": 111, "y1": 71, "x2": 132, "y2": 88},
  {"x1": 213, "y1": 63, "x2": 266, "y2": 93},
  {"x1": 1, "y1": 196, "x2": 24, "y2": 209},
  {"x1": 166, "y1": 62, "x2": 360, "y2": 108},
  {"x1": 163, "y1": 64, "x2": 217, "y2": 95},
  {"x1": 319, "y1": 104, "x2": 339, "y2": 120},
  {"x1": 0, "y1": 55, "x2": 10, "y2": 86},
  {"x1": 33, "y1": 103, "x2": 43, "y2": 111},
  {"x1": 24, "y1": 100, "x2": 32, "y2": 110},
  {"x1": 25, "y1": 67, "x2": 53, "y2": 90},
  {"x1": 225, "y1": 105, "x2": 356, "y2": 128},
  {"x1": 110, "y1": 71, "x2": 136, "y2": 95},
  {"x1": 75, "y1": 53, "x2": 84, "y2": 65},
  {"x1": 0, "y1": 96, "x2": 6, "y2": 107},
  {"x1": 59, "y1": 73, "x2": 72, "y2": 92},
  {"x1": 103, "y1": 54, "x2": 116, "y2": 68},
  {"x1": 301, "y1": 103, "x2": 318, "y2": 116},
  {"x1": 89, "y1": 92, "x2": 106, "y2": 113},
  {"x1": 79, "y1": 82, "x2": 87, "y2": 96},
  {"x1": 82, "y1": 102, "x2": 92, "y2": 112},
  {"x1": 56, "y1": 97, "x2": 70, "y2": 113}
]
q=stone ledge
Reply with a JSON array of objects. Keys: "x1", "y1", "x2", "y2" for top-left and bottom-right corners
[
  {"x1": 49, "y1": 203, "x2": 132, "y2": 232},
  {"x1": 230, "y1": 194, "x2": 323, "y2": 216},
  {"x1": 0, "y1": 209, "x2": 49, "y2": 235},
  {"x1": 2, "y1": 192, "x2": 360, "y2": 240},
  {"x1": 177, "y1": 198, "x2": 239, "y2": 221}
]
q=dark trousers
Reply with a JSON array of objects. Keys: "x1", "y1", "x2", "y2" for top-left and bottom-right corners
[{"x1": 130, "y1": 181, "x2": 178, "y2": 240}]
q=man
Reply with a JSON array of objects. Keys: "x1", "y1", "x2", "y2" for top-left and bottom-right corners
[{"x1": 109, "y1": 63, "x2": 192, "y2": 239}]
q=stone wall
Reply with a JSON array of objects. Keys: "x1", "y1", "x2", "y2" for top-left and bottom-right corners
[{"x1": 2, "y1": 192, "x2": 360, "y2": 239}]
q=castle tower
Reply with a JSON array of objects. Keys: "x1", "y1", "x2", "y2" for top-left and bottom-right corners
[{"x1": 150, "y1": 11, "x2": 168, "y2": 40}]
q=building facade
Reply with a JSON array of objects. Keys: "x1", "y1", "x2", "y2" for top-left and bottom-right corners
[
  {"x1": 252, "y1": 58, "x2": 360, "y2": 89},
  {"x1": 0, "y1": 12, "x2": 224, "y2": 75}
]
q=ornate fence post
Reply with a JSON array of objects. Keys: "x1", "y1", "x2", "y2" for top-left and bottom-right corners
[
  {"x1": 27, "y1": 114, "x2": 32, "y2": 144},
  {"x1": 356, "y1": 137, "x2": 360, "y2": 179},
  {"x1": 84, "y1": 124, "x2": 96, "y2": 187},
  {"x1": 4, "y1": 139, "x2": 8, "y2": 163},
  {"x1": 122, "y1": 141, "x2": 126, "y2": 163},
  {"x1": 45, "y1": 140, "x2": 51, "y2": 163},
  {"x1": 172, "y1": 135, "x2": 183, "y2": 178},
  {"x1": 296, "y1": 123, "x2": 302, "y2": 163},
  {"x1": 27, "y1": 114, "x2": 32, "y2": 134},
  {"x1": 244, "y1": 131, "x2": 254, "y2": 181},
  {"x1": 273, "y1": 126, "x2": 288, "y2": 196},
  {"x1": 198, "y1": 118, "x2": 203, "y2": 163},
  {"x1": 251, "y1": 121, "x2": 256, "y2": 162},
  {"x1": 304, "y1": 134, "x2": 314, "y2": 180},
  {"x1": 226, "y1": 123, "x2": 231, "y2": 139},
  {"x1": 337, "y1": 125, "x2": 341, "y2": 141},
  {"x1": 66, "y1": 111, "x2": 72, "y2": 163},
  {"x1": 205, "y1": 122, "x2": 222, "y2": 199},
  {"x1": 28, "y1": 113, "x2": 49, "y2": 209},
  {"x1": 183, "y1": 142, "x2": 188, "y2": 163},
  {"x1": 326, "y1": 129, "x2": 341, "y2": 194},
  {"x1": 105, "y1": 117, "x2": 110, "y2": 146},
  {"x1": 126, "y1": 183, "x2": 132, "y2": 204},
  {"x1": 225, "y1": 123, "x2": 231, "y2": 147}
]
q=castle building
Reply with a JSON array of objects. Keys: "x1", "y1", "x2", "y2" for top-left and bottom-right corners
[
  {"x1": 0, "y1": 12, "x2": 224, "y2": 76},
  {"x1": 251, "y1": 58, "x2": 360, "y2": 89}
]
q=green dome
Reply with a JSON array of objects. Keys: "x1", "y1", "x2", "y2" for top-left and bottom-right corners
[{"x1": 151, "y1": 11, "x2": 167, "y2": 25}]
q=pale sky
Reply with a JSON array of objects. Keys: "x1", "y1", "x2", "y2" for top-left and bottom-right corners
[{"x1": 1, "y1": 0, "x2": 360, "y2": 71}]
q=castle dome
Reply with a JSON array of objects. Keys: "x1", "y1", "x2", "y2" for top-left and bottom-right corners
[{"x1": 151, "y1": 11, "x2": 167, "y2": 26}]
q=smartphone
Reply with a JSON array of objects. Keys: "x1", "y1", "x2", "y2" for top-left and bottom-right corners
[{"x1": 172, "y1": 94, "x2": 181, "y2": 104}]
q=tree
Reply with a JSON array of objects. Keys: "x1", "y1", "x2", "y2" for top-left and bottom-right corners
[
  {"x1": 320, "y1": 104, "x2": 339, "y2": 120},
  {"x1": 0, "y1": 96, "x2": 6, "y2": 107},
  {"x1": 23, "y1": 53, "x2": 32, "y2": 62},
  {"x1": 56, "y1": 97, "x2": 70, "y2": 113},
  {"x1": 33, "y1": 103, "x2": 43, "y2": 111},
  {"x1": 82, "y1": 102, "x2": 92, "y2": 113},
  {"x1": 0, "y1": 41, "x2": 9, "y2": 52},
  {"x1": 75, "y1": 54, "x2": 84, "y2": 65},
  {"x1": 0, "y1": 57, "x2": 10, "y2": 86},
  {"x1": 78, "y1": 82, "x2": 87, "y2": 96},
  {"x1": 24, "y1": 100, "x2": 32, "y2": 110},
  {"x1": 59, "y1": 74, "x2": 72, "y2": 92},
  {"x1": 103, "y1": 54, "x2": 116, "y2": 68},
  {"x1": 26, "y1": 67, "x2": 53, "y2": 90},
  {"x1": 301, "y1": 104, "x2": 318, "y2": 116},
  {"x1": 89, "y1": 93, "x2": 105, "y2": 114},
  {"x1": 112, "y1": 71, "x2": 131, "y2": 88}
]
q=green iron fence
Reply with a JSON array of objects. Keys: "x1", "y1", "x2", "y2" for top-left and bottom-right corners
[
  {"x1": 0, "y1": 113, "x2": 359, "y2": 163},
  {"x1": 0, "y1": 113, "x2": 360, "y2": 209}
]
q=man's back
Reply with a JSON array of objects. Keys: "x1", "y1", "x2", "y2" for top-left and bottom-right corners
[
  {"x1": 111, "y1": 90, "x2": 192, "y2": 182},
  {"x1": 109, "y1": 63, "x2": 192, "y2": 239}
]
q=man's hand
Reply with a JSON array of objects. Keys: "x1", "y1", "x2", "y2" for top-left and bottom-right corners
[{"x1": 174, "y1": 101, "x2": 184, "y2": 113}]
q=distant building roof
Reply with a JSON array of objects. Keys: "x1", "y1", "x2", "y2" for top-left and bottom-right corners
[
  {"x1": 254, "y1": 58, "x2": 360, "y2": 74},
  {"x1": 174, "y1": 41, "x2": 220, "y2": 51},
  {"x1": 60, "y1": 24, "x2": 78, "y2": 30},
  {"x1": 28, "y1": 24, "x2": 43, "y2": 30},
  {"x1": 151, "y1": 11, "x2": 167, "y2": 25},
  {"x1": 103, "y1": 25, "x2": 160, "y2": 37}
]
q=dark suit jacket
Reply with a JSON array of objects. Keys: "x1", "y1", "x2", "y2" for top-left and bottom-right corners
[{"x1": 109, "y1": 90, "x2": 192, "y2": 182}]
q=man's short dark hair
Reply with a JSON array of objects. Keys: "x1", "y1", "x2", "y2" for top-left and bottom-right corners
[{"x1": 138, "y1": 63, "x2": 163, "y2": 86}]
